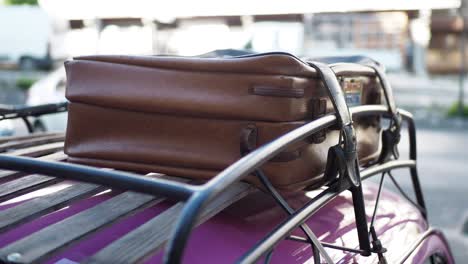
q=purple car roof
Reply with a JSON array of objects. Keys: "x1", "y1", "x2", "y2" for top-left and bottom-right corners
[{"x1": 0, "y1": 133, "x2": 453, "y2": 264}]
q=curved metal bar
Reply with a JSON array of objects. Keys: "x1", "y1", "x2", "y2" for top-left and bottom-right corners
[
  {"x1": 164, "y1": 106, "x2": 418, "y2": 263},
  {"x1": 0, "y1": 104, "x2": 424, "y2": 264},
  {"x1": 238, "y1": 187, "x2": 337, "y2": 264},
  {"x1": 0, "y1": 102, "x2": 68, "y2": 121},
  {"x1": 387, "y1": 171, "x2": 426, "y2": 214},
  {"x1": 287, "y1": 235, "x2": 367, "y2": 255},
  {"x1": 0, "y1": 102, "x2": 68, "y2": 134},
  {"x1": 406, "y1": 112, "x2": 427, "y2": 218},
  {"x1": 395, "y1": 228, "x2": 454, "y2": 264},
  {"x1": 0, "y1": 155, "x2": 196, "y2": 201},
  {"x1": 21, "y1": 117, "x2": 34, "y2": 133},
  {"x1": 237, "y1": 160, "x2": 416, "y2": 264},
  {"x1": 361, "y1": 160, "x2": 416, "y2": 180},
  {"x1": 366, "y1": 66, "x2": 398, "y2": 115},
  {"x1": 330, "y1": 63, "x2": 376, "y2": 77},
  {"x1": 330, "y1": 63, "x2": 398, "y2": 120},
  {"x1": 255, "y1": 169, "x2": 331, "y2": 264},
  {"x1": 164, "y1": 114, "x2": 337, "y2": 263},
  {"x1": 351, "y1": 107, "x2": 426, "y2": 216}
]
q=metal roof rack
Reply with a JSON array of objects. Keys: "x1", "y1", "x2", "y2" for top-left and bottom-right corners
[
  {"x1": 0, "y1": 63, "x2": 425, "y2": 264},
  {"x1": 0, "y1": 102, "x2": 68, "y2": 133},
  {"x1": 0, "y1": 104, "x2": 424, "y2": 264}
]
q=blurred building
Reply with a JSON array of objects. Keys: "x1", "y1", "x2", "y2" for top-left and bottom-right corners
[
  {"x1": 34, "y1": 0, "x2": 461, "y2": 73},
  {"x1": 428, "y1": 15, "x2": 465, "y2": 74},
  {"x1": 427, "y1": 0, "x2": 468, "y2": 75},
  {"x1": 303, "y1": 12, "x2": 408, "y2": 71}
]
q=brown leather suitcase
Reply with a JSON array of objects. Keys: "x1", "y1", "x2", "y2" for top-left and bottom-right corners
[{"x1": 64, "y1": 52, "x2": 384, "y2": 191}]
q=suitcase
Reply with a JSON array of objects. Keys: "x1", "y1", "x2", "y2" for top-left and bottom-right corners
[{"x1": 64, "y1": 51, "x2": 386, "y2": 191}]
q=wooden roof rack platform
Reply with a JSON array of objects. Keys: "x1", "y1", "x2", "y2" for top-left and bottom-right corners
[
  {"x1": 0, "y1": 51, "x2": 429, "y2": 264},
  {"x1": 0, "y1": 132, "x2": 255, "y2": 263},
  {"x1": 0, "y1": 102, "x2": 426, "y2": 264}
]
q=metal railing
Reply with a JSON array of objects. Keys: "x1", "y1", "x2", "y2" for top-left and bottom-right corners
[
  {"x1": 0, "y1": 104, "x2": 425, "y2": 264},
  {"x1": 0, "y1": 59, "x2": 426, "y2": 264}
]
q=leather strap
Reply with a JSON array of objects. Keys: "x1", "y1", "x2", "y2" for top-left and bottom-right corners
[
  {"x1": 309, "y1": 61, "x2": 372, "y2": 253},
  {"x1": 308, "y1": 62, "x2": 352, "y2": 127},
  {"x1": 365, "y1": 64, "x2": 402, "y2": 161},
  {"x1": 330, "y1": 61, "x2": 401, "y2": 162},
  {"x1": 308, "y1": 61, "x2": 360, "y2": 187},
  {"x1": 366, "y1": 65, "x2": 398, "y2": 118}
]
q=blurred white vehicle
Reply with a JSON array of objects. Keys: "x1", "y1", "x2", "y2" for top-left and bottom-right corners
[
  {"x1": 26, "y1": 67, "x2": 67, "y2": 132},
  {"x1": 0, "y1": 119, "x2": 14, "y2": 137}
]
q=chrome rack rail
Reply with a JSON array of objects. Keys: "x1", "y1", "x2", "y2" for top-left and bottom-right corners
[
  {"x1": 0, "y1": 105, "x2": 425, "y2": 264},
  {"x1": 0, "y1": 102, "x2": 68, "y2": 133},
  {"x1": 0, "y1": 62, "x2": 425, "y2": 263},
  {"x1": 237, "y1": 106, "x2": 423, "y2": 264}
]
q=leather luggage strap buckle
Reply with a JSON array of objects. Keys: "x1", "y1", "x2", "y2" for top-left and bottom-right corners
[
  {"x1": 341, "y1": 124, "x2": 360, "y2": 187},
  {"x1": 308, "y1": 61, "x2": 372, "y2": 255},
  {"x1": 323, "y1": 124, "x2": 360, "y2": 189},
  {"x1": 308, "y1": 61, "x2": 361, "y2": 188}
]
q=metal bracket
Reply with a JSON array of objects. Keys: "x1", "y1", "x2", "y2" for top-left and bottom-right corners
[{"x1": 379, "y1": 112, "x2": 402, "y2": 162}]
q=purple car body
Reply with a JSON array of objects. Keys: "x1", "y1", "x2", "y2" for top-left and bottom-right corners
[
  {"x1": 0, "y1": 180, "x2": 453, "y2": 264},
  {"x1": 0, "y1": 61, "x2": 454, "y2": 263}
]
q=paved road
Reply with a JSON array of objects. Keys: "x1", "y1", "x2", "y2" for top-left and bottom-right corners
[
  {"x1": 391, "y1": 125, "x2": 468, "y2": 263},
  {"x1": 384, "y1": 73, "x2": 468, "y2": 262}
]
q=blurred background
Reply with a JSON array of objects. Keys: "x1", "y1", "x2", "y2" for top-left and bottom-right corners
[{"x1": 0, "y1": 0, "x2": 467, "y2": 262}]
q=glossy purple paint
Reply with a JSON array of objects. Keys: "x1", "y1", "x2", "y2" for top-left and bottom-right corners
[
  {"x1": 403, "y1": 229, "x2": 455, "y2": 264},
  {"x1": 0, "y1": 181, "x2": 450, "y2": 263},
  {"x1": 0, "y1": 188, "x2": 115, "y2": 249}
]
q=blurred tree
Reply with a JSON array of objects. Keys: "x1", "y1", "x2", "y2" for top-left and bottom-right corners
[{"x1": 5, "y1": 0, "x2": 38, "y2": 5}]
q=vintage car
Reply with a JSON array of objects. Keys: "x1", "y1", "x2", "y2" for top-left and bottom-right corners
[{"x1": 0, "y1": 53, "x2": 455, "y2": 264}]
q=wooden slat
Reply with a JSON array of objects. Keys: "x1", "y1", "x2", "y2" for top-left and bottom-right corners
[
  {"x1": 0, "y1": 152, "x2": 67, "y2": 181},
  {"x1": 86, "y1": 182, "x2": 254, "y2": 264},
  {"x1": 0, "y1": 176, "x2": 189, "y2": 263},
  {"x1": 0, "y1": 175, "x2": 61, "y2": 203},
  {"x1": 0, "y1": 139, "x2": 65, "y2": 182},
  {"x1": 7, "y1": 142, "x2": 64, "y2": 157},
  {"x1": 0, "y1": 133, "x2": 62, "y2": 145},
  {"x1": 0, "y1": 151, "x2": 70, "y2": 202},
  {"x1": 31, "y1": 151, "x2": 67, "y2": 161},
  {"x1": 0, "y1": 192, "x2": 158, "y2": 263},
  {"x1": 0, "y1": 170, "x2": 18, "y2": 180},
  {"x1": 0, "y1": 182, "x2": 104, "y2": 233},
  {"x1": 0, "y1": 152, "x2": 68, "y2": 201},
  {"x1": 0, "y1": 134, "x2": 64, "y2": 153}
]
